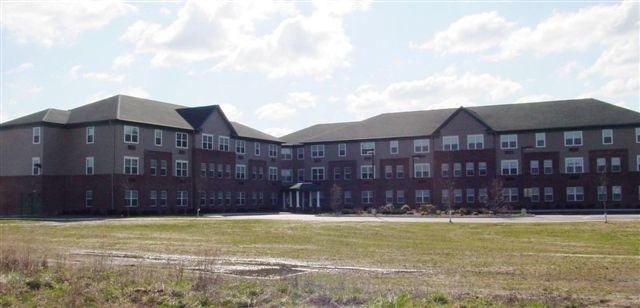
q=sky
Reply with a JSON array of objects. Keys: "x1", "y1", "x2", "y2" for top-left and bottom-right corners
[{"x1": 1, "y1": 1, "x2": 638, "y2": 137}]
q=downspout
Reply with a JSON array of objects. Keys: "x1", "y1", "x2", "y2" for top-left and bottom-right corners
[{"x1": 111, "y1": 120, "x2": 115, "y2": 211}]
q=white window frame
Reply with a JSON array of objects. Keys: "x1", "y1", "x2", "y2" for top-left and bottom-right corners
[
  {"x1": 597, "y1": 186, "x2": 607, "y2": 202},
  {"x1": 218, "y1": 136, "x2": 230, "y2": 151},
  {"x1": 465, "y1": 162, "x2": 474, "y2": 176},
  {"x1": 360, "y1": 142, "x2": 375, "y2": 156},
  {"x1": 85, "y1": 190, "x2": 93, "y2": 207},
  {"x1": 530, "y1": 160, "x2": 539, "y2": 175},
  {"x1": 124, "y1": 190, "x2": 138, "y2": 207},
  {"x1": 596, "y1": 157, "x2": 607, "y2": 173},
  {"x1": 500, "y1": 134, "x2": 517, "y2": 149},
  {"x1": 612, "y1": 185, "x2": 622, "y2": 201},
  {"x1": 361, "y1": 165, "x2": 374, "y2": 179},
  {"x1": 636, "y1": 128, "x2": 640, "y2": 143},
  {"x1": 86, "y1": 126, "x2": 95, "y2": 144},
  {"x1": 566, "y1": 186, "x2": 584, "y2": 202},
  {"x1": 414, "y1": 163, "x2": 430, "y2": 178},
  {"x1": 124, "y1": 125, "x2": 139, "y2": 144},
  {"x1": 611, "y1": 157, "x2": 621, "y2": 173},
  {"x1": 281, "y1": 169, "x2": 293, "y2": 182},
  {"x1": 154, "y1": 129, "x2": 163, "y2": 146},
  {"x1": 530, "y1": 187, "x2": 540, "y2": 203},
  {"x1": 236, "y1": 140, "x2": 246, "y2": 155},
  {"x1": 297, "y1": 147, "x2": 304, "y2": 160},
  {"x1": 500, "y1": 160, "x2": 519, "y2": 175},
  {"x1": 175, "y1": 160, "x2": 188, "y2": 177},
  {"x1": 123, "y1": 156, "x2": 139, "y2": 175},
  {"x1": 602, "y1": 129, "x2": 613, "y2": 145},
  {"x1": 564, "y1": 131, "x2": 583, "y2": 146},
  {"x1": 415, "y1": 190, "x2": 431, "y2": 204},
  {"x1": 254, "y1": 142, "x2": 261, "y2": 156},
  {"x1": 268, "y1": 167, "x2": 278, "y2": 181},
  {"x1": 149, "y1": 190, "x2": 157, "y2": 207},
  {"x1": 442, "y1": 136, "x2": 459, "y2": 151},
  {"x1": 565, "y1": 157, "x2": 584, "y2": 174},
  {"x1": 32, "y1": 157, "x2": 41, "y2": 175},
  {"x1": 86, "y1": 157, "x2": 95, "y2": 175},
  {"x1": 543, "y1": 160, "x2": 553, "y2": 175},
  {"x1": 202, "y1": 134, "x2": 214, "y2": 150},
  {"x1": 478, "y1": 162, "x2": 487, "y2": 176},
  {"x1": 637, "y1": 155, "x2": 640, "y2": 172},
  {"x1": 361, "y1": 191, "x2": 374, "y2": 204},
  {"x1": 311, "y1": 144, "x2": 325, "y2": 158},
  {"x1": 160, "y1": 190, "x2": 168, "y2": 207},
  {"x1": 310, "y1": 167, "x2": 325, "y2": 181},
  {"x1": 390, "y1": 140, "x2": 399, "y2": 155},
  {"x1": 176, "y1": 132, "x2": 188, "y2": 149},
  {"x1": 466, "y1": 134, "x2": 484, "y2": 150},
  {"x1": 466, "y1": 188, "x2": 475, "y2": 203},
  {"x1": 535, "y1": 132, "x2": 545, "y2": 148},
  {"x1": 396, "y1": 165, "x2": 405, "y2": 179},
  {"x1": 502, "y1": 187, "x2": 519, "y2": 202},
  {"x1": 177, "y1": 191, "x2": 188, "y2": 207},
  {"x1": 268, "y1": 144, "x2": 278, "y2": 157},
  {"x1": 544, "y1": 187, "x2": 553, "y2": 202},
  {"x1": 453, "y1": 162, "x2": 462, "y2": 177},
  {"x1": 338, "y1": 143, "x2": 347, "y2": 157},
  {"x1": 414, "y1": 139, "x2": 430, "y2": 153},
  {"x1": 385, "y1": 190, "x2": 394, "y2": 204},
  {"x1": 32, "y1": 127, "x2": 41, "y2": 144},
  {"x1": 235, "y1": 164, "x2": 246, "y2": 180},
  {"x1": 280, "y1": 148, "x2": 292, "y2": 160}
]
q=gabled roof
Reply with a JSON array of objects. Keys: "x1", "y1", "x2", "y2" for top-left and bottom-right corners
[
  {"x1": 1, "y1": 108, "x2": 70, "y2": 127},
  {"x1": 231, "y1": 121, "x2": 282, "y2": 143},
  {"x1": 281, "y1": 122, "x2": 356, "y2": 145}
]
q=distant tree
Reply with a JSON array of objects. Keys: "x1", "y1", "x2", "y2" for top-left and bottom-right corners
[
  {"x1": 329, "y1": 184, "x2": 343, "y2": 215},
  {"x1": 488, "y1": 177, "x2": 507, "y2": 214}
]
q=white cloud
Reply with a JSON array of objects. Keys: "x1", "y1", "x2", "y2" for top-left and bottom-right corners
[
  {"x1": 346, "y1": 69, "x2": 522, "y2": 118},
  {"x1": 286, "y1": 92, "x2": 317, "y2": 108},
  {"x1": 112, "y1": 54, "x2": 135, "y2": 70},
  {"x1": 120, "y1": 86, "x2": 149, "y2": 98},
  {"x1": 121, "y1": 0, "x2": 366, "y2": 78},
  {"x1": 220, "y1": 103, "x2": 243, "y2": 121},
  {"x1": 255, "y1": 102, "x2": 296, "y2": 120},
  {"x1": 263, "y1": 127, "x2": 293, "y2": 138},
  {"x1": 513, "y1": 94, "x2": 554, "y2": 104},
  {"x1": 4, "y1": 62, "x2": 34, "y2": 75},
  {"x1": 69, "y1": 65, "x2": 124, "y2": 83},
  {"x1": 1, "y1": 1, "x2": 135, "y2": 47}
]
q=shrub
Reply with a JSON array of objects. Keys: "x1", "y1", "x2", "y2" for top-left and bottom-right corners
[
  {"x1": 458, "y1": 207, "x2": 470, "y2": 216},
  {"x1": 399, "y1": 204, "x2": 412, "y2": 214}
]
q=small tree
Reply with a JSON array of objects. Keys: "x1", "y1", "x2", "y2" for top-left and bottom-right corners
[
  {"x1": 488, "y1": 177, "x2": 507, "y2": 214},
  {"x1": 329, "y1": 184, "x2": 343, "y2": 215}
]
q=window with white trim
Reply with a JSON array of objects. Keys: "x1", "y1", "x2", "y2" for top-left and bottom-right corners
[
  {"x1": 344, "y1": 167, "x2": 352, "y2": 180},
  {"x1": 564, "y1": 131, "x2": 583, "y2": 146},
  {"x1": 281, "y1": 169, "x2": 293, "y2": 182},
  {"x1": 85, "y1": 190, "x2": 93, "y2": 207},
  {"x1": 361, "y1": 165, "x2": 374, "y2": 179},
  {"x1": 530, "y1": 160, "x2": 539, "y2": 175},
  {"x1": 397, "y1": 190, "x2": 405, "y2": 204},
  {"x1": 199, "y1": 191, "x2": 207, "y2": 206},
  {"x1": 453, "y1": 163, "x2": 462, "y2": 177},
  {"x1": 202, "y1": 134, "x2": 214, "y2": 150},
  {"x1": 467, "y1": 134, "x2": 484, "y2": 150},
  {"x1": 32, "y1": 127, "x2": 41, "y2": 144},
  {"x1": 535, "y1": 132, "x2": 545, "y2": 148},
  {"x1": 280, "y1": 148, "x2": 292, "y2": 160},
  {"x1": 177, "y1": 191, "x2": 188, "y2": 207},
  {"x1": 441, "y1": 189, "x2": 450, "y2": 204},
  {"x1": 385, "y1": 190, "x2": 393, "y2": 204},
  {"x1": 566, "y1": 186, "x2": 584, "y2": 202},
  {"x1": 597, "y1": 186, "x2": 607, "y2": 202},
  {"x1": 160, "y1": 160, "x2": 167, "y2": 176},
  {"x1": 235, "y1": 192, "x2": 245, "y2": 206},
  {"x1": 175, "y1": 160, "x2": 188, "y2": 177},
  {"x1": 501, "y1": 160, "x2": 518, "y2": 175},
  {"x1": 150, "y1": 191, "x2": 157, "y2": 207},
  {"x1": 415, "y1": 190, "x2": 431, "y2": 204},
  {"x1": 200, "y1": 163, "x2": 206, "y2": 177},
  {"x1": 543, "y1": 160, "x2": 553, "y2": 175},
  {"x1": 86, "y1": 126, "x2": 94, "y2": 144},
  {"x1": 124, "y1": 125, "x2": 138, "y2": 143},
  {"x1": 596, "y1": 157, "x2": 607, "y2": 173},
  {"x1": 160, "y1": 190, "x2": 167, "y2": 207},
  {"x1": 124, "y1": 190, "x2": 138, "y2": 207},
  {"x1": 154, "y1": 129, "x2": 163, "y2": 146},
  {"x1": 637, "y1": 155, "x2": 640, "y2": 171},
  {"x1": 124, "y1": 156, "x2": 139, "y2": 175},
  {"x1": 297, "y1": 147, "x2": 304, "y2": 160},
  {"x1": 338, "y1": 143, "x2": 346, "y2": 157},
  {"x1": 311, "y1": 144, "x2": 325, "y2": 158},
  {"x1": 390, "y1": 140, "x2": 399, "y2": 154},
  {"x1": 414, "y1": 139, "x2": 429, "y2": 153},
  {"x1": 218, "y1": 136, "x2": 230, "y2": 151},
  {"x1": 235, "y1": 164, "x2": 246, "y2": 180},
  {"x1": 611, "y1": 157, "x2": 621, "y2": 173},
  {"x1": 602, "y1": 129, "x2": 613, "y2": 144},
  {"x1": 544, "y1": 187, "x2": 553, "y2": 202},
  {"x1": 441, "y1": 163, "x2": 450, "y2": 177},
  {"x1": 360, "y1": 142, "x2": 375, "y2": 155},
  {"x1": 502, "y1": 187, "x2": 518, "y2": 202},
  {"x1": 612, "y1": 185, "x2": 622, "y2": 201},
  {"x1": 500, "y1": 134, "x2": 517, "y2": 149},
  {"x1": 361, "y1": 191, "x2": 374, "y2": 204},
  {"x1": 268, "y1": 167, "x2": 278, "y2": 181},
  {"x1": 465, "y1": 162, "x2": 474, "y2": 176},
  {"x1": 466, "y1": 188, "x2": 475, "y2": 203},
  {"x1": 479, "y1": 188, "x2": 488, "y2": 203},
  {"x1": 636, "y1": 128, "x2": 640, "y2": 143},
  {"x1": 530, "y1": 187, "x2": 540, "y2": 202},
  {"x1": 396, "y1": 165, "x2": 404, "y2": 178},
  {"x1": 384, "y1": 165, "x2": 393, "y2": 179},
  {"x1": 86, "y1": 157, "x2": 94, "y2": 175},
  {"x1": 236, "y1": 140, "x2": 246, "y2": 154},
  {"x1": 254, "y1": 142, "x2": 261, "y2": 156},
  {"x1": 268, "y1": 144, "x2": 278, "y2": 157},
  {"x1": 565, "y1": 157, "x2": 584, "y2": 173},
  {"x1": 344, "y1": 191, "x2": 352, "y2": 205},
  {"x1": 454, "y1": 189, "x2": 463, "y2": 204},
  {"x1": 414, "y1": 163, "x2": 430, "y2": 178},
  {"x1": 478, "y1": 162, "x2": 487, "y2": 176},
  {"x1": 442, "y1": 136, "x2": 459, "y2": 151},
  {"x1": 176, "y1": 132, "x2": 188, "y2": 149}
]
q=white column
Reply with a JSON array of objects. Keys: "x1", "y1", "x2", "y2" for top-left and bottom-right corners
[
  {"x1": 289, "y1": 191, "x2": 293, "y2": 209},
  {"x1": 296, "y1": 191, "x2": 300, "y2": 208},
  {"x1": 282, "y1": 192, "x2": 286, "y2": 210},
  {"x1": 316, "y1": 191, "x2": 320, "y2": 208}
]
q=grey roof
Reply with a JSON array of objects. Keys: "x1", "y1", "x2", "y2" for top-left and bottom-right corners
[
  {"x1": 1, "y1": 108, "x2": 70, "y2": 126},
  {"x1": 231, "y1": 121, "x2": 282, "y2": 143},
  {"x1": 282, "y1": 98, "x2": 640, "y2": 144}
]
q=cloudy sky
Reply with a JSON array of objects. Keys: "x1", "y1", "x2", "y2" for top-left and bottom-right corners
[{"x1": 1, "y1": 1, "x2": 638, "y2": 137}]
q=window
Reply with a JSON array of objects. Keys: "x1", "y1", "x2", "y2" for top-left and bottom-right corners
[
  {"x1": 415, "y1": 190, "x2": 431, "y2": 204},
  {"x1": 225, "y1": 192, "x2": 232, "y2": 205},
  {"x1": 385, "y1": 165, "x2": 393, "y2": 179},
  {"x1": 597, "y1": 186, "x2": 607, "y2": 202},
  {"x1": 175, "y1": 160, "x2": 188, "y2": 177},
  {"x1": 454, "y1": 189, "x2": 462, "y2": 204},
  {"x1": 466, "y1": 189, "x2": 475, "y2": 203},
  {"x1": 360, "y1": 142, "x2": 375, "y2": 155},
  {"x1": 200, "y1": 163, "x2": 207, "y2": 177},
  {"x1": 344, "y1": 191, "x2": 353, "y2": 205},
  {"x1": 160, "y1": 191, "x2": 167, "y2": 207},
  {"x1": 564, "y1": 131, "x2": 583, "y2": 146},
  {"x1": 225, "y1": 164, "x2": 231, "y2": 178},
  {"x1": 530, "y1": 187, "x2": 540, "y2": 202},
  {"x1": 414, "y1": 163, "x2": 430, "y2": 178},
  {"x1": 338, "y1": 143, "x2": 346, "y2": 156},
  {"x1": 441, "y1": 163, "x2": 450, "y2": 177},
  {"x1": 543, "y1": 160, "x2": 553, "y2": 175},
  {"x1": 414, "y1": 139, "x2": 429, "y2": 153},
  {"x1": 596, "y1": 157, "x2": 607, "y2": 173},
  {"x1": 397, "y1": 190, "x2": 405, "y2": 204},
  {"x1": 396, "y1": 165, "x2": 405, "y2": 179},
  {"x1": 602, "y1": 129, "x2": 613, "y2": 144},
  {"x1": 150, "y1": 191, "x2": 157, "y2": 207},
  {"x1": 636, "y1": 128, "x2": 640, "y2": 143},
  {"x1": 86, "y1": 127, "x2": 94, "y2": 144},
  {"x1": 453, "y1": 163, "x2": 462, "y2": 177},
  {"x1": 385, "y1": 190, "x2": 393, "y2": 204},
  {"x1": 297, "y1": 147, "x2": 304, "y2": 160},
  {"x1": 176, "y1": 132, "x2": 188, "y2": 149},
  {"x1": 199, "y1": 191, "x2": 207, "y2": 206},
  {"x1": 125, "y1": 190, "x2": 138, "y2": 207},
  {"x1": 465, "y1": 162, "x2": 474, "y2": 176},
  {"x1": 236, "y1": 140, "x2": 246, "y2": 154},
  {"x1": 217, "y1": 192, "x2": 224, "y2": 206},
  {"x1": 612, "y1": 186, "x2": 622, "y2": 201},
  {"x1": 361, "y1": 191, "x2": 374, "y2": 204},
  {"x1": 502, "y1": 187, "x2": 518, "y2": 202},
  {"x1": 86, "y1": 157, "x2": 94, "y2": 175},
  {"x1": 500, "y1": 134, "x2": 517, "y2": 149},
  {"x1": 611, "y1": 157, "x2": 621, "y2": 173},
  {"x1": 441, "y1": 189, "x2": 450, "y2": 204},
  {"x1": 530, "y1": 160, "x2": 539, "y2": 175},
  {"x1": 478, "y1": 162, "x2": 487, "y2": 176},
  {"x1": 344, "y1": 167, "x2": 352, "y2": 180},
  {"x1": 565, "y1": 157, "x2": 584, "y2": 173},
  {"x1": 235, "y1": 165, "x2": 246, "y2": 180},
  {"x1": 208, "y1": 163, "x2": 215, "y2": 178},
  {"x1": 637, "y1": 155, "x2": 640, "y2": 171},
  {"x1": 177, "y1": 191, "x2": 188, "y2": 207},
  {"x1": 160, "y1": 160, "x2": 167, "y2": 176},
  {"x1": 258, "y1": 167, "x2": 264, "y2": 180},
  {"x1": 535, "y1": 132, "x2": 545, "y2": 148},
  {"x1": 479, "y1": 188, "x2": 488, "y2": 203},
  {"x1": 566, "y1": 186, "x2": 584, "y2": 202},
  {"x1": 85, "y1": 190, "x2": 93, "y2": 207},
  {"x1": 154, "y1": 129, "x2": 163, "y2": 146},
  {"x1": 32, "y1": 127, "x2": 41, "y2": 144},
  {"x1": 442, "y1": 136, "x2": 459, "y2": 151},
  {"x1": 202, "y1": 134, "x2": 214, "y2": 150},
  {"x1": 501, "y1": 160, "x2": 518, "y2": 175},
  {"x1": 124, "y1": 156, "x2": 139, "y2": 175},
  {"x1": 254, "y1": 142, "x2": 261, "y2": 156},
  {"x1": 281, "y1": 169, "x2": 293, "y2": 182},
  {"x1": 361, "y1": 165, "x2": 374, "y2": 179},
  {"x1": 298, "y1": 169, "x2": 305, "y2": 181},
  {"x1": 268, "y1": 167, "x2": 278, "y2": 181},
  {"x1": 237, "y1": 192, "x2": 245, "y2": 206},
  {"x1": 281, "y1": 148, "x2": 292, "y2": 160},
  {"x1": 390, "y1": 140, "x2": 399, "y2": 154},
  {"x1": 269, "y1": 144, "x2": 278, "y2": 157},
  {"x1": 467, "y1": 134, "x2": 484, "y2": 150},
  {"x1": 311, "y1": 144, "x2": 325, "y2": 158},
  {"x1": 218, "y1": 136, "x2": 230, "y2": 151},
  {"x1": 124, "y1": 126, "x2": 139, "y2": 143}
]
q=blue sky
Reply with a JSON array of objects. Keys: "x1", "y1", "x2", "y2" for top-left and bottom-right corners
[{"x1": 1, "y1": 1, "x2": 638, "y2": 136}]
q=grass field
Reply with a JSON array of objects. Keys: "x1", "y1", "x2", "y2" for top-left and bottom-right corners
[{"x1": 1, "y1": 217, "x2": 639, "y2": 307}]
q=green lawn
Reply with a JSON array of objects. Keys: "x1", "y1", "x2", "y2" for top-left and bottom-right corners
[{"x1": 1, "y1": 218, "x2": 639, "y2": 307}]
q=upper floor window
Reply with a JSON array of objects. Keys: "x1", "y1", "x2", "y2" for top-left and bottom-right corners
[
  {"x1": 361, "y1": 165, "x2": 374, "y2": 179},
  {"x1": 478, "y1": 162, "x2": 487, "y2": 176},
  {"x1": 453, "y1": 162, "x2": 462, "y2": 177},
  {"x1": 500, "y1": 160, "x2": 518, "y2": 175},
  {"x1": 360, "y1": 142, "x2": 375, "y2": 155},
  {"x1": 636, "y1": 128, "x2": 640, "y2": 143},
  {"x1": 176, "y1": 132, "x2": 188, "y2": 149},
  {"x1": 535, "y1": 132, "x2": 545, "y2": 148},
  {"x1": 86, "y1": 157, "x2": 94, "y2": 175},
  {"x1": 442, "y1": 136, "x2": 459, "y2": 151},
  {"x1": 564, "y1": 131, "x2": 583, "y2": 146},
  {"x1": 544, "y1": 159, "x2": 553, "y2": 174},
  {"x1": 465, "y1": 162, "x2": 474, "y2": 176},
  {"x1": 32, "y1": 127, "x2": 41, "y2": 144},
  {"x1": 123, "y1": 156, "x2": 139, "y2": 175},
  {"x1": 281, "y1": 169, "x2": 293, "y2": 182},
  {"x1": 154, "y1": 129, "x2": 163, "y2": 146},
  {"x1": 467, "y1": 134, "x2": 484, "y2": 150},
  {"x1": 202, "y1": 134, "x2": 214, "y2": 150},
  {"x1": 396, "y1": 165, "x2": 405, "y2": 178},
  {"x1": 530, "y1": 160, "x2": 539, "y2": 175},
  {"x1": 500, "y1": 134, "x2": 517, "y2": 149},
  {"x1": 311, "y1": 167, "x2": 325, "y2": 181},
  {"x1": 236, "y1": 140, "x2": 246, "y2": 154},
  {"x1": 281, "y1": 148, "x2": 292, "y2": 160},
  {"x1": 268, "y1": 144, "x2": 278, "y2": 157},
  {"x1": 218, "y1": 136, "x2": 230, "y2": 151},
  {"x1": 32, "y1": 157, "x2": 41, "y2": 175},
  {"x1": 596, "y1": 157, "x2": 607, "y2": 173},
  {"x1": 86, "y1": 127, "x2": 94, "y2": 144},
  {"x1": 124, "y1": 125, "x2": 139, "y2": 144},
  {"x1": 338, "y1": 143, "x2": 347, "y2": 157},
  {"x1": 602, "y1": 129, "x2": 613, "y2": 145},
  {"x1": 414, "y1": 163, "x2": 430, "y2": 178},
  {"x1": 268, "y1": 167, "x2": 278, "y2": 181},
  {"x1": 175, "y1": 160, "x2": 188, "y2": 177},
  {"x1": 254, "y1": 142, "x2": 261, "y2": 156},
  {"x1": 235, "y1": 164, "x2": 246, "y2": 180},
  {"x1": 611, "y1": 157, "x2": 621, "y2": 173},
  {"x1": 311, "y1": 144, "x2": 325, "y2": 158},
  {"x1": 565, "y1": 157, "x2": 584, "y2": 173},
  {"x1": 390, "y1": 140, "x2": 399, "y2": 154},
  {"x1": 414, "y1": 139, "x2": 430, "y2": 153}
]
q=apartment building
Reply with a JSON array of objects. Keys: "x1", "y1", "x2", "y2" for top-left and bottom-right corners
[{"x1": 1, "y1": 95, "x2": 639, "y2": 216}]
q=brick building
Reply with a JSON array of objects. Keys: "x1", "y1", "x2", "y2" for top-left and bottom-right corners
[{"x1": 1, "y1": 95, "x2": 639, "y2": 215}]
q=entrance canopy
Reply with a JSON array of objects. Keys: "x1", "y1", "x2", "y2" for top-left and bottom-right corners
[
  {"x1": 283, "y1": 182, "x2": 321, "y2": 211},
  {"x1": 288, "y1": 182, "x2": 320, "y2": 192}
]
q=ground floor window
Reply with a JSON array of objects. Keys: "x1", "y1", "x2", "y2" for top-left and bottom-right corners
[
  {"x1": 612, "y1": 186, "x2": 622, "y2": 201},
  {"x1": 544, "y1": 187, "x2": 553, "y2": 202},
  {"x1": 415, "y1": 189, "x2": 431, "y2": 204},
  {"x1": 177, "y1": 191, "x2": 188, "y2": 207},
  {"x1": 150, "y1": 190, "x2": 157, "y2": 207},
  {"x1": 566, "y1": 186, "x2": 584, "y2": 202},
  {"x1": 502, "y1": 187, "x2": 518, "y2": 202},
  {"x1": 85, "y1": 190, "x2": 93, "y2": 207},
  {"x1": 361, "y1": 191, "x2": 374, "y2": 204},
  {"x1": 125, "y1": 190, "x2": 138, "y2": 207}
]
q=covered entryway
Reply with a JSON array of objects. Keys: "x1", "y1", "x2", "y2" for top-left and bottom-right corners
[{"x1": 282, "y1": 182, "x2": 321, "y2": 212}]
